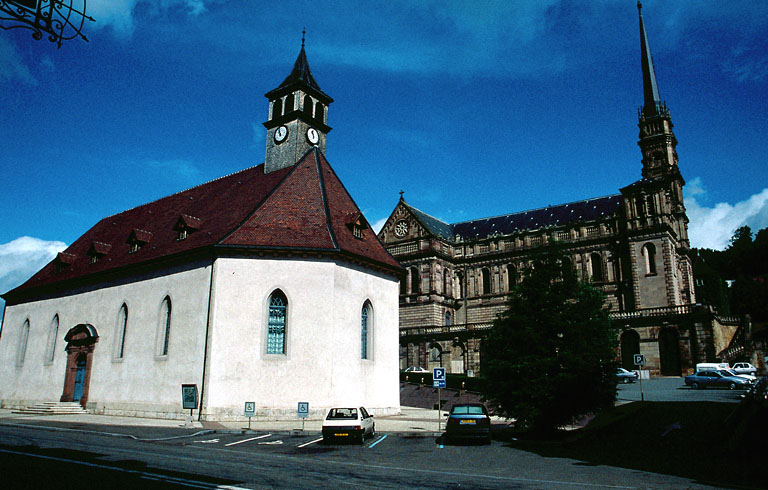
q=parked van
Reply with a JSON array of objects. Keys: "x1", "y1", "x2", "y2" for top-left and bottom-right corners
[{"x1": 696, "y1": 363, "x2": 730, "y2": 372}]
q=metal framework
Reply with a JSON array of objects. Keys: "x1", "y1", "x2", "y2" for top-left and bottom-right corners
[{"x1": 0, "y1": 0, "x2": 94, "y2": 48}]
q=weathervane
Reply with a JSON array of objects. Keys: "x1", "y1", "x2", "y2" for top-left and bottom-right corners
[{"x1": 0, "y1": 0, "x2": 94, "y2": 48}]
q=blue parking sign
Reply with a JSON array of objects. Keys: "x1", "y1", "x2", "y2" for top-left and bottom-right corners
[{"x1": 433, "y1": 367, "x2": 446, "y2": 388}]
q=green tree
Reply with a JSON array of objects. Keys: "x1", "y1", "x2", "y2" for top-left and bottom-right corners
[{"x1": 481, "y1": 246, "x2": 618, "y2": 433}]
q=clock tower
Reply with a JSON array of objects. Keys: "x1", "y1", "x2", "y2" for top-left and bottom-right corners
[{"x1": 263, "y1": 34, "x2": 333, "y2": 173}]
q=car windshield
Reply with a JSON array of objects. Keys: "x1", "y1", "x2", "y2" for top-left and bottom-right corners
[
  {"x1": 326, "y1": 408, "x2": 358, "y2": 420},
  {"x1": 451, "y1": 405, "x2": 485, "y2": 415},
  {"x1": 722, "y1": 369, "x2": 739, "y2": 377}
]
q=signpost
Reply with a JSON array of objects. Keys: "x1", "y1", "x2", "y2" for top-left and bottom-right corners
[
  {"x1": 181, "y1": 384, "x2": 198, "y2": 418},
  {"x1": 433, "y1": 367, "x2": 446, "y2": 431},
  {"x1": 634, "y1": 354, "x2": 646, "y2": 402},
  {"x1": 297, "y1": 402, "x2": 309, "y2": 431},
  {"x1": 244, "y1": 401, "x2": 256, "y2": 430}
]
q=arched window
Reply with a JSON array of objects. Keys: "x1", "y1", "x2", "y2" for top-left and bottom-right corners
[
  {"x1": 267, "y1": 290, "x2": 287, "y2": 354},
  {"x1": 481, "y1": 268, "x2": 491, "y2": 295},
  {"x1": 272, "y1": 98, "x2": 283, "y2": 119},
  {"x1": 590, "y1": 253, "x2": 604, "y2": 282},
  {"x1": 635, "y1": 195, "x2": 645, "y2": 217},
  {"x1": 643, "y1": 243, "x2": 657, "y2": 275},
  {"x1": 444, "y1": 311, "x2": 452, "y2": 326},
  {"x1": 429, "y1": 344, "x2": 442, "y2": 362},
  {"x1": 284, "y1": 93, "x2": 295, "y2": 114},
  {"x1": 361, "y1": 301, "x2": 372, "y2": 359},
  {"x1": 410, "y1": 266, "x2": 419, "y2": 294},
  {"x1": 116, "y1": 304, "x2": 128, "y2": 359},
  {"x1": 18, "y1": 319, "x2": 30, "y2": 365},
  {"x1": 159, "y1": 297, "x2": 172, "y2": 356},
  {"x1": 46, "y1": 315, "x2": 59, "y2": 363},
  {"x1": 303, "y1": 95, "x2": 313, "y2": 116},
  {"x1": 315, "y1": 102, "x2": 324, "y2": 123},
  {"x1": 507, "y1": 264, "x2": 517, "y2": 291}
]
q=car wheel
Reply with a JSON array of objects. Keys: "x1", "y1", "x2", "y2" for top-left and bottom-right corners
[
  {"x1": 623, "y1": 377, "x2": 630, "y2": 384},
  {"x1": 371, "y1": 424, "x2": 376, "y2": 438},
  {"x1": 729, "y1": 382, "x2": 736, "y2": 390},
  {"x1": 691, "y1": 382, "x2": 699, "y2": 389}
]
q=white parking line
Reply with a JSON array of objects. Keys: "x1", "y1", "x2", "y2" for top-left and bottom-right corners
[
  {"x1": 297, "y1": 437, "x2": 324, "y2": 448},
  {"x1": 224, "y1": 434, "x2": 272, "y2": 446}
]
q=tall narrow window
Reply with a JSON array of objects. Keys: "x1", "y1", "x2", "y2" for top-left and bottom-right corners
[
  {"x1": 481, "y1": 268, "x2": 491, "y2": 295},
  {"x1": 117, "y1": 304, "x2": 128, "y2": 359},
  {"x1": 643, "y1": 243, "x2": 657, "y2": 275},
  {"x1": 272, "y1": 98, "x2": 283, "y2": 119},
  {"x1": 267, "y1": 290, "x2": 287, "y2": 354},
  {"x1": 315, "y1": 102, "x2": 324, "y2": 123},
  {"x1": 410, "y1": 266, "x2": 419, "y2": 294},
  {"x1": 303, "y1": 95, "x2": 313, "y2": 116},
  {"x1": 18, "y1": 320, "x2": 30, "y2": 365},
  {"x1": 445, "y1": 311, "x2": 452, "y2": 326},
  {"x1": 160, "y1": 297, "x2": 172, "y2": 356},
  {"x1": 361, "y1": 301, "x2": 371, "y2": 360},
  {"x1": 507, "y1": 264, "x2": 517, "y2": 291},
  {"x1": 590, "y1": 253, "x2": 604, "y2": 282},
  {"x1": 284, "y1": 93, "x2": 295, "y2": 114},
  {"x1": 45, "y1": 315, "x2": 59, "y2": 363}
]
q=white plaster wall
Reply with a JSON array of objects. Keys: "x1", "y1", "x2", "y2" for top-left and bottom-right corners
[
  {"x1": 204, "y1": 256, "x2": 400, "y2": 420},
  {"x1": 0, "y1": 262, "x2": 211, "y2": 416}
]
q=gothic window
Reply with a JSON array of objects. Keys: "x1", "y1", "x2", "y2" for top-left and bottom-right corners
[
  {"x1": 361, "y1": 301, "x2": 372, "y2": 360},
  {"x1": 284, "y1": 93, "x2": 295, "y2": 113},
  {"x1": 116, "y1": 304, "x2": 128, "y2": 359},
  {"x1": 481, "y1": 268, "x2": 491, "y2": 295},
  {"x1": 267, "y1": 290, "x2": 287, "y2": 355},
  {"x1": 590, "y1": 253, "x2": 604, "y2": 282},
  {"x1": 445, "y1": 311, "x2": 452, "y2": 326},
  {"x1": 315, "y1": 102, "x2": 324, "y2": 123},
  {"x1": 272, "y1": 98, "x2": 283, "y2": 119},
  {"x1": 45, "y1": 315, "x2": 59, "y2": 363},
  {"x1": 643, "y1": 243, "x2": 657, "y2": 275},
  {"x1": 158, "y1": 297, "x2": 172, "y2": 357},
  {"x1": 410, "y1": 266, "x2": 419, "y2": 294},
  {"x1": 18, "y1": 319, "x2": 30, "y2": 365},
  {"x1": 635, "y1": 196, "x2": 645, "y2": 217},
  {"x1": 303, "y1": 95, "x2": 313, "y2": 116}
]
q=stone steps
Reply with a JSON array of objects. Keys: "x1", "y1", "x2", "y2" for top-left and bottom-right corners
[{"x1": 13, "y1": 401, "x2": 87, "y2": 415}]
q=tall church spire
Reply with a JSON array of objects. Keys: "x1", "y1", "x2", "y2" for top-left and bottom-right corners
[
  {"x1": 636, "y1": 2, "x2": 677, "y2": 181},
  {"x1": 638, "y1": 2, "x2": 661, "y2": 118}
]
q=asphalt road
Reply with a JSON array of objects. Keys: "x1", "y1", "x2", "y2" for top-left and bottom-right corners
[
  {"x1": 616, "y1": 376, "x2": 746, "y2": 403},
  {"x1": 0, "y1": 417, "x2": 733, "y2": 490}
]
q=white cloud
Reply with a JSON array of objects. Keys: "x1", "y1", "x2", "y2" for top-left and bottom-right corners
[
  {"x1": 145, "y1": 158, "x2": 201, "y2": 179},
  {"x1": 685, "y1": 178, "x2": 768, "y2": 250},
  {"x1": 0, "y1": 237, "x2": 67, "y2": 326},
  {"x1": 0, "y1": 36, "x2": 36, "y2": 85},
  {"x1": 87, "y1": 0, "x2": 209, "y2": 37},
  {"x1": 371, "y1": 217, "x2": 388, "y2": 234}
]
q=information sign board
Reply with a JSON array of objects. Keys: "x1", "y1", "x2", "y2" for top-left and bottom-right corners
[
  {"x1": 634, "y1": 354, "x2": 646, "y2": 366},
  {"x1": 181, "y1": 384, "x2": 198, "y2": 410},
  {"x1": 244, "y1": 401, "x2": 256, "y2": 417},
  {"x1": 433, "y1": 367, "x2": 446, "y2": 388},
  {"x1": 297, "y1": 402, "x2": 309, "y2": 419}
]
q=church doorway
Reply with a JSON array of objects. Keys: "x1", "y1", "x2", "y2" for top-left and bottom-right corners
[
  {"x1": 620, "y1": 329, "x2": 640, "y2": 371},
  {"x1": 60, "y1": 324, "x2": 99, "y2": 407},
  {"x1": 658, "y1": 327, "x2": 681, "y2": 376}
]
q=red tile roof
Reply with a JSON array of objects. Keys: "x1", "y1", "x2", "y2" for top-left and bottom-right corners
[{"x1": 5, "y1": 150, "x2": 401, "y2": 303}]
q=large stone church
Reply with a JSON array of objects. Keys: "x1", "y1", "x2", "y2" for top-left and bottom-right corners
[
  {"x1": 0, "y1": 43, "x2": 403, "y2": 420},
  {"x1": 378, "y1": 3, "x2": 748, "y2": 377}
]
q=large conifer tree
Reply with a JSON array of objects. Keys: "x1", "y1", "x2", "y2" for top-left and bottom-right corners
[{"x1": 481, "y1": 245, "x2": 618, "y2": 433}]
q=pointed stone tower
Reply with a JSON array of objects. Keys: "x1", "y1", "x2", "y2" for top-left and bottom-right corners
[
  {"x1": 621, "y1": 2, "x2": 694, "y2": 309},
  {"x1": 263, "y1": 33, "x2": 334, "y2": 173}
]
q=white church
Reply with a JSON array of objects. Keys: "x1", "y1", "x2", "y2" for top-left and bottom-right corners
[{"x1": 0, "y1": 44, "x2": 403, "y2": 421}]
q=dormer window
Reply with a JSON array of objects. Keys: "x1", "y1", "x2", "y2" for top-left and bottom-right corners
[
  {"x1": 55, "y1": 252, "x2": 76, "y2": 273},
  {"x1": 345, "y1": 213, "x2": 368, "y2": 240},
  {"x1": 127, "y1": 228, "x2": 153, "y2": 253},
  {"x1": 174, "y1": 214, "x2": 203, "y2": 241},
  {"x1": 87, "y1": 241, "x2": 112, "y2": 264}
]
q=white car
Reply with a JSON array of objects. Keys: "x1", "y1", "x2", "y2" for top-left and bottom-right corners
[
  {"x1": 732, "y1": 362, "x2": 757, "y2": 376},
  {"x1": 322, "y1": 407, "x2": 375, "y2": 444},
  {"x1": 404, "y1": 366, "x2": 430, "y2": 373}
]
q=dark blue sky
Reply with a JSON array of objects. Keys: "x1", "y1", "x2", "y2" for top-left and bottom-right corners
[{"x1": 1, "y1": 0, "x2": 767, "y2": 309}]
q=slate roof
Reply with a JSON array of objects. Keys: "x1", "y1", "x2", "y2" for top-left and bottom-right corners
[
  {"x1": 404, "y1": 195, "x2": 623, "y2": 242},
  {"x1": 5, "y1": 149, "x2": 400, "y2": 302},
  {"x1": 265, "y1": 46, "x2": 333, "y2": 103}
]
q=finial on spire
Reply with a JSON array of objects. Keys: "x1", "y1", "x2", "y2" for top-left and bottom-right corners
[
  {"x1": 301, "y1": 28, "x2": 306, "y2": 48},
  {"x1": 399, "y1": 190, "x2": 405, "y2": 201},
  {"x1": 637, "y1": 1, "x2": 642, "y2": 12}
]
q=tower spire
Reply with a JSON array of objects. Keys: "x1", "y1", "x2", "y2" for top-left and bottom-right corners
[{"x1": 638, "y1": 1, "x2": 661, "y2": 118}]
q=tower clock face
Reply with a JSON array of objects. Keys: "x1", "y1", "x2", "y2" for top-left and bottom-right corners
[
  {"x1": 306, "y1": 127, "x2": 319, "y2": 145},
  {"x1": 394, "y1": 220, "x2": 409, "y2": 238},
  {"x1": 274, "y1": 126, "x2": 288, "y2": 143}
]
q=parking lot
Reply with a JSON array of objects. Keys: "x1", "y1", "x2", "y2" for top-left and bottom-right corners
[{"x1": 616, "y1": 376, "x2": 746, "y2": 403}]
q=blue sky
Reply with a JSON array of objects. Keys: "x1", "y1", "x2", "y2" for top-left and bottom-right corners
[{"x1": 1, "y1": 0, "x2": 767, "y2": 320}]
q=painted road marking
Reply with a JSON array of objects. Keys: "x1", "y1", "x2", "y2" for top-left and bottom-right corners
[
  {"x1": 367, "y1": 435, "x2": 387, "y2": 448},
  {"x1": 258, "y1": 440, "x2": 283, "y2": 445},
  {"x1": 297, "y1": 437, "x2": 324, "y2": 448},
  {"x1": 224, "y1": 434, "x2": 272, "y2": 447},
  {"x1": 194, "y1": 438, "x2": 220, "y2": 444}
]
